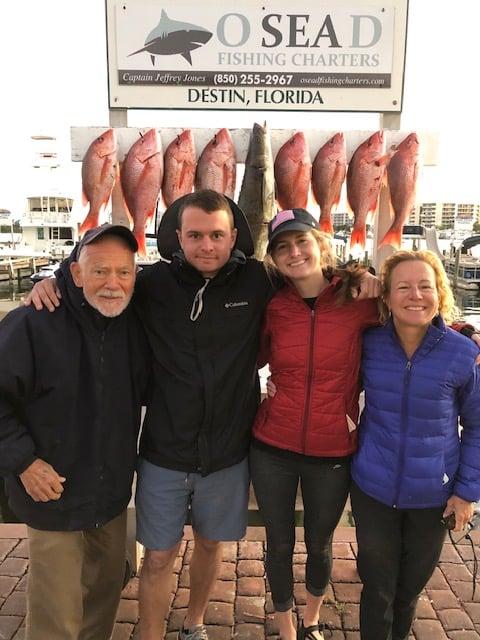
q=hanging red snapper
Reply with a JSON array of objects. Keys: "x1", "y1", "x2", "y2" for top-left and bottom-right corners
[
  {"x1": 379, "y1": 133, "x2": 422, "y2": 249},
  {"x1": 79, "y1": 128, "x2": 118, "y2": 235},
  {"x1": 120, "y1": 128, "x2": 163, "y2": 258},
  {"x1": 194, "y1": 128, "x2": 236, "y2": 198},
  {"x1": 347, "y1": 131, "x2": 392, "y2": 249},
  {"x1": 274, "y1": 131, "x2": 312, "y2": 210},
  {"x1": 162, "y1": 129, "x2": 196, "y2": 208},
  {"x1": 311, "y1": 132, "x2": 347, "y2": 236}
]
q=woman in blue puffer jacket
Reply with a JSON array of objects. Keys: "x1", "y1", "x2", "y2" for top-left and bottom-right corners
[{"x1": 351, "y1": 249, "x2": 480, "y2": 640}]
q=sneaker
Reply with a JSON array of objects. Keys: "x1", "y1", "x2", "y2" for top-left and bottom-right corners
[{"x1": 178, "y1": 624, "x2": 209, "y2": 640}]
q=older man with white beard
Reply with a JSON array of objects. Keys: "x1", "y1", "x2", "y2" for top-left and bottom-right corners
[{"x1": 0, "y1": 224, "x2": 150, "y2": 640}]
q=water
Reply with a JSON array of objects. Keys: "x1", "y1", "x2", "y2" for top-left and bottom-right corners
[{"x1": 0, "y1": 279, "x2": 32, "y2": 297}]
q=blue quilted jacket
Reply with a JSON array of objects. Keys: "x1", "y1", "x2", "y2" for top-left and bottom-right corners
[{"x1": 351, "y1": 315, "x2": 480, "y2": 508}]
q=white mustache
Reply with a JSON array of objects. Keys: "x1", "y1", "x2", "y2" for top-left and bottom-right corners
[{"x1": 97, "y1": 290, "x2": 124, "y2": 299}]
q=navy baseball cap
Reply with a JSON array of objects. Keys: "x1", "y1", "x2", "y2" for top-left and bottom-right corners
[
  {"x1": 267, "y1": 209, "x2": 320, "y2": 252},
  {"x1": 77, "y1": 223, "x2": 138, "y2": 255}
]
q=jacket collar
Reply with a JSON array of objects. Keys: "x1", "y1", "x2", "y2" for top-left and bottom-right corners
[{"x1": 385, "y1": 314, "x2": 447, "y2": 356}]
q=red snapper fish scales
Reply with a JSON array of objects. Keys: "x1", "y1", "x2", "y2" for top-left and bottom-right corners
[
  {"x1": 379, "y1": 133, "x2": 422, "y2": 249},
  {"x1": 120, "y1": 128, "x2": 163, "y2": 258},
  {"x1": 194, "y1": 128, "x2": 236, "y2": 198},
  {"x1": 347, "y1": 131, "x2": 392, "y2": 250},
  {"x1": 274, "y1": 131, "x2": 312, "y2": 210},
  {"x1": 311, "y1": 132, "x2": 347, "y2": 236},
  {"x1": 80, "y1": 128, "x2": 118, "y2": 235},
  {"x1": 162, "y1": 129, "x2": 196, "y2": 208}
]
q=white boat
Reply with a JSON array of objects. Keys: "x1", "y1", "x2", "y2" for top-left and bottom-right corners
[
  {"x1": 30, "y1": 260, "x2": 61, "y2": 283},
  {"x1": 2, "y1": 135, "x2": 80, "y2": 260},
  {"x1": 20, "y1": 194, "x2": 77, "y2": 259},
  {"x1": 443, "y1": 236, "x2": 480, "y2": 290}
]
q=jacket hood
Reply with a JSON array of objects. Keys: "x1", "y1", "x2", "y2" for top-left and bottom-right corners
[
  {"x1": 156, "y1": 194, "x2": 255, "y2": 260},
  {"x1": 56, "y1": 246, "x2": 86, "y2": 313}
]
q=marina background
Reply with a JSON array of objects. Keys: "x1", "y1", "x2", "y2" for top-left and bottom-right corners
[{"x1": 1, "y1": 1, "x2": 480, "y2": 322}]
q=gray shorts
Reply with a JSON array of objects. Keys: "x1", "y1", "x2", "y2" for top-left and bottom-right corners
[{"x1": 135, "y1": 457, "x2": 249, "y2": 550}]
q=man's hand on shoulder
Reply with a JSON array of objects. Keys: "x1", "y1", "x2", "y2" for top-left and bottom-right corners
[
  {"x1": 351, "y1": 270, "x2": 380, "y2": 300},
  {"x1": 24, "y1": 278, "x2": 61, "y2": 312}
]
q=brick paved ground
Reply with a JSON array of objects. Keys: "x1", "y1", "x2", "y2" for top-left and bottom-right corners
[{"x1": 0, "y1": 524, "x2": 479, "y2": 640}]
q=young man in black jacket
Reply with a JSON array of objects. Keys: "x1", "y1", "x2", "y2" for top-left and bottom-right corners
[
  {"x1": 0, "y1": 225, "x2": 149, "y2": 640},
  {"x1": 134, "y1": 190, "x2": 274, "y2": 640}
]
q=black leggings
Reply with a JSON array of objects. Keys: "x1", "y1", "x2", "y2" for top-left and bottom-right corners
[
  {"x1": 350, "y1": 482, "x2": 447, "y2": 640},
  {"x1": 250, "y1": 445, "x2": 351, "y2": 611}
]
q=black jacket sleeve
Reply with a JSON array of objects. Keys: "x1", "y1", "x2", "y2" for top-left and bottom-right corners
[{"x1": 0, "y1": 309, "x2": 38, "y2": 476}]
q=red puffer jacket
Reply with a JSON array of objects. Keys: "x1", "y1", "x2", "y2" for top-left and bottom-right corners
[{"x1": 253, "y1": 277, "x2": 379, "y2": 457}]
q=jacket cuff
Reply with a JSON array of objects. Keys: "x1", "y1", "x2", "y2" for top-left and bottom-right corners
[
  {"x1": 451, "y1": 323, "x2": 477, "y2": 339},
  {"x1": 15, "y1": 454, "x2": 38, "y2": 477}
]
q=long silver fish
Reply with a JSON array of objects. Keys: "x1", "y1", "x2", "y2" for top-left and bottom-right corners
[{"x1": 238, "y1": 122, "x2": 275, "y2": 259}]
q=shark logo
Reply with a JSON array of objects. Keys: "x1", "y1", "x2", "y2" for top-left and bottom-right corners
[{"x1": 128, "y1": 9, "x2": 213, "y2": 66}]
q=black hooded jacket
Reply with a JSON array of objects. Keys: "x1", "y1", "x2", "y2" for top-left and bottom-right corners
[
  {"x1": 0, "y1": 254, "x2": 149, "y2": 530},
  {"x1": 135, "y1": 246, "x2": 274, "y2": 476}
]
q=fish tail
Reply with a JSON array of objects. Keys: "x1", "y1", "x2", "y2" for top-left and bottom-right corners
[
  {"x1": 378, "y1": 226, "x2": 402, "y2": 249},
  {"x1": 79, "y1": 209, "x2": 100, "y2": 235},
  {"x1": 349, "y1": 226, "x2": 366, "y2": 249},
  {"x1": 319, "y1": 217, "x2": 334, "y2": 236},
  {"x1": 134, "y1": 230, "x2": 148, "y2": 258}
]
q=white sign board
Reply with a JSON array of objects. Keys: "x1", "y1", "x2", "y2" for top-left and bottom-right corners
[{"x1": 106, "y1": 0, "x2": 408, "y2": 112}]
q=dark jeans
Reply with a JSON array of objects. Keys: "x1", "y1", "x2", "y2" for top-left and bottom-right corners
[
  {"x1": 350, "y1": 482, "x2": 447, "y2": 640},
  {"x1": 250, "y1": 445, "x2": 351, "y2": 611}
]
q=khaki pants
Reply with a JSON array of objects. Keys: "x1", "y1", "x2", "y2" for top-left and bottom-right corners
[{"x1": 26, "y1": 511, "x2": 127, "y2": 640}]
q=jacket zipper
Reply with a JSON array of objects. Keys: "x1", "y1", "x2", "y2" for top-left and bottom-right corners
[
  {"x1": 301, "y1": 307, "x2": 316, "y2": 452},
  {"x1": 393, "y1": 359, "x2": 411, "y2": 507}
]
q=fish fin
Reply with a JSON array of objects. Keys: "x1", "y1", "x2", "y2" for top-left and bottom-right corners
[
  {"x1": 319, "y1": 215, "x2": 334, "y2": 236},
  {"x1": 123, "y1": 206, "x2": 134, "y2": 226},
  {"x1": 181, "y1": 50, "x2": 193, "y2": 65},
  {"x1": 377, "y1": 151, "x2": 396, "y2": 168},
  {"x1": 81, "y1": 190, "x2": 88, "y2": 207},
  {"x1": 346, "y1": 198, "x2": 354, "y2": 217},
  {"x1": 136, "y1": 237, "x2": 148, "y2": 259},
  {"x1": 150, "y1": 54, "x2": 155, "y2": 65},
  {"x1": 79, "y1": 211, "x2": 100, "y2": 236},
  {"x1": 350, "y1": 226, "x2": 366, "y2": 250},
  {"x1": 146, "y1": 207, "x2": 156, "y2": 226},
  {"x1": 378, "y1": 226, "x2": 402, "y2": 250},
  {"x1": 366, "y1": 209, "x2": 377, "y2": 225}
]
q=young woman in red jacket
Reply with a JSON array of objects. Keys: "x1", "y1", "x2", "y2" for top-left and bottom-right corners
[{"x1": 250, "y1": 208, "x2": 380, "y2": 640}]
